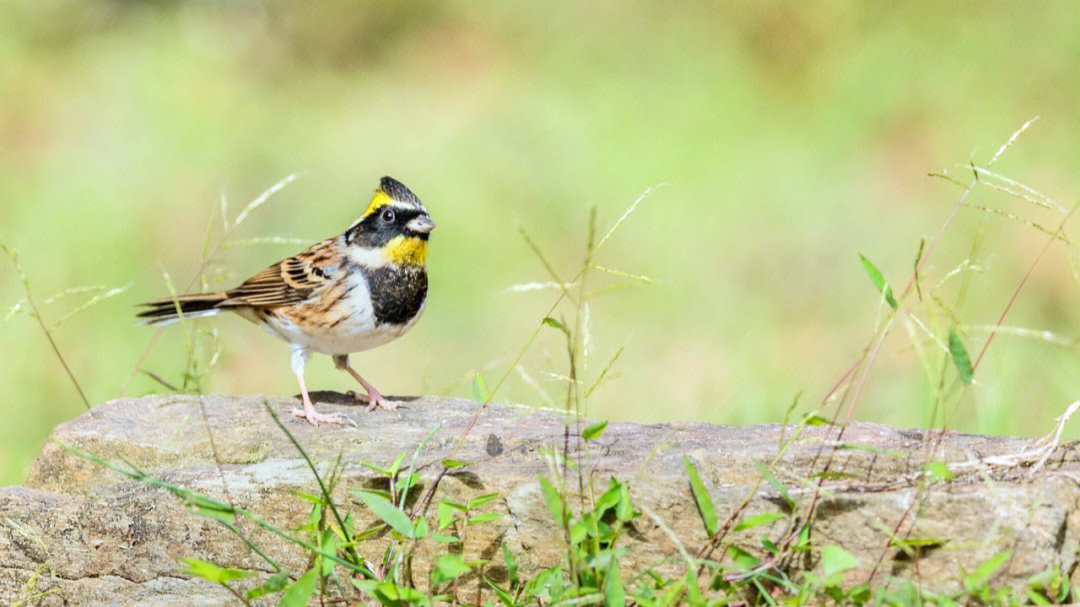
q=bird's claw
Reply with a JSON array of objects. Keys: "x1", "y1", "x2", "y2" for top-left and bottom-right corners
[
  {"x1": 353, "y1": 391, "x2": 405, "y2": 412},
  {"x1": 290, "y1": 407, "x2": 357, "y2": 428}
]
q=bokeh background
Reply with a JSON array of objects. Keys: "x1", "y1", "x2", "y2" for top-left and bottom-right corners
[{"x1": 5, "y1": 2, "x2": 1080, "y2": 485}]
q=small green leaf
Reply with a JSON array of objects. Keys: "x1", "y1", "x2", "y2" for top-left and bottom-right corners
[
  {"x1": 485, "y1": 577, "x2": 517, "y2": 607},
  {"x1": 762, "y1": 537, "x2": 780, "y2": 555},
  {"x1": 502, "y1": 544, "x2": 519, "y2": 588},
  {"x1": 472, "y1": 373, "x2": 490, "y2": 403},
  {"x1": 569, "y1": 518, "x2": 589, "y2": 545},
  {"x1": 594, "y1": 479, "x2": 623, "y2": 515},
  {"x1": 859, "y1": 253, "x2": 898, "y2": 310},
  {"x1": 794, "y1": 523, "x2": 812, "y2": 551},
  {"x1": 442, "y1": 459, "x2": 473, "y2": 469},
  {"x1": 543, "y1": 316, "x2": 570, "y2": 336},
  {"x1": 432, "y1": 554, "x2": 471, "y2": 586},
  {"x1": 802, "y1": 412, "x2": 836, "y2": 426},
  {"x1": 413, "y1": 516, "x2": 428, "y2": 539},
  {"x1": 821, "y1": 545, "x2": 858, "y2": 578},
  {"x1": 319, "y1": 530, "x2": 337, "y2": 576},
  {"x1": 964, "y1": 550, "x2": 1013, "y2": 590},
  {"x1": 539, "y1": 475, "x2": 566, "y2": 523},
  {"x1": 811, "y1": 471, "x2": 861, "y2": 480},
  {"x1": 727, "y1": 546, "x2": 760, "y2": 571},
  {"x1": 183, "y1": 494, "x2": 235, "y2": 522},
  {"x1": 179, "y1": 557, "x2": 252, "y2": 584},
  {"x1": 685, "y1": 567, "x2": 703, "y2": 605},
  {"x1": 305, "y1": 503, "x2": 322, "y2": 530},
  {"x1": 1027, "y1": 588, "x2": 1053, "y2": 605},
  {"x1": 354, "y1": 490, "x2": 414, "y2": 538},
  {"x1": 603, "y1": 559, "x2": 625, "y2": 607},
  {"x1": 437, "y1": 499, "x2": 459, "y2": 530},
  {"x1": 245, "y1": 570, "x2": 290, "y2": 600},
  {"x1": 387, "y1": 452, "x2": 407, "y2": 477},
  {"x1": 467, "y1": 512, "x2": 504, "y2": 525},
  {"x1": 948, "y1": 328, "x2": 974, "y2": 384},
  {"x1": 394, "y1": 472, "x2": 419, "y2": 491},
  {"x1": 924, "y1": 460, "x2": 955, "y2": 483},
  {"x1": 467, "y1": 492, "x2": 500, "y2": 510},
  {"x1": 355, "y1": 579, "x2": 428, "y2": 606},
  {"x1": 291, "y1": 491, "x2": 322, "y2": 504},
  {"x1": 279, "y1": 567, "x2": 319, "y2": 607},
  {"x1": 683, "y1": 456, "x2": 718, "y2": 536},
  {"x1": 615, "y1": 483, "x2": 634, "y2": 521},
  {"x1": 834, "y1": 442, "x2": 906, "y2": 457},
  {"x1": 583, "y1": 420, "x2": 609, "y2": 440},
  {"x1": 431, "y1": 532, "x2": 460, "y2": 543},
  {"x1": 754, "y1": 461, "x2": 795, "y2": 509},
  {"x1": 889, "y1": 537, "x2": 948, "y2": 550},
  {"x1": 734, "y1": 512, "x2": 786, "y2": 532},
  {"x1": 359, "y1": 460, "x2": 392, "y2": 477}
]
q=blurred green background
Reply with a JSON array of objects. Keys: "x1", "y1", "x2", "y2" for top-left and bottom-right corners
[{"x1": 4, "y1": 2, "x2": 1080, "y2": 485}]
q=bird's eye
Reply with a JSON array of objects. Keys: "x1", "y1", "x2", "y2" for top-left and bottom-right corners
[{"x1": 380, "y1": 209, "x2": 395, "y2": 223}]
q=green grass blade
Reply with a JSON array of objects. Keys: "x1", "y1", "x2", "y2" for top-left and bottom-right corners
[
  {"x1": 753, "y1": 461, "x2": 795, "y2": 509},
  {"x1": 683, "y1": 456, "x2": 718, "y2": 536},
  {"x1": 583, "y1": 420, "x2": 608, "y2": 440},
  {"x1": 472, "y1": 373, "x2": 490, "y2": 403},
  {"x1": 964, "y1": 550, "x2": 1013, "y2": 590},
  {"x1": 603, "y1": 559, "x2": 625, "y2": 607},
  {"x1": 543, "y1": 316, "x2": 570, "y2": 336},
  {"x1": 948, "y1": 328, "x2": 974, "y2": 384},
  {"x1": 538, "y1": 475, "x2": 566, "y2": 524},
  {"x1": 279, "y1": 566, "x2": 318, "y2": 607},
  {"x1": 399, "y1": 423, "x2": 442, "y2": 509},
  {"x1": 354, "y1": 490, "x2": 414, "y2": 538},
  {"x1": 858, "y1": 253, "x2": 898, "y2": 310},
  {"x1": 263, "y1": 402, "x2": 361, "y2": 564},
  {"x1": 178, "y1": 557, "x2": 252, "y2": 584},
  {"x1": 733, "y1": 512, "x2": 786, "y2": 532}
]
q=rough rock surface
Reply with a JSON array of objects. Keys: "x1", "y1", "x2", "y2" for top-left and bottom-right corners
[{"x1": 2, "y1": 394, "x2": 1079, "y2": 605}]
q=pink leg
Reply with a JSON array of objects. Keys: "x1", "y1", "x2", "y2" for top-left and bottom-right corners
[
  {"x1": 334, "y1": 355, "x2": 404, "y2": 412},
  {"x1": 290, "y1": 371, "x2": 356, "y2": 427}
]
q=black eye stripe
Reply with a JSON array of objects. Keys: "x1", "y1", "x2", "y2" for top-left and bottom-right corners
[{"x1": 347, "y1": 207, "x2": 426, "y2": 247}]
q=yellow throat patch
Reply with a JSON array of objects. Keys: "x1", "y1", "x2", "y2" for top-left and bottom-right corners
[{"x1": 384, "y1": 235, "x2": 428, "y2": 265}]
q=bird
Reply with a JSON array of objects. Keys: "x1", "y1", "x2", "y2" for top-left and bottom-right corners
[{"x1": 137, "y1": 176, "x2": 435, "y2": 426}]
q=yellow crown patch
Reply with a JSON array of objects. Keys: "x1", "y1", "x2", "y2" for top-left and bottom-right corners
[
  {"x1": 362, "y1": 190, "x2": 393, "y2": 217},
  {"x1": 384, "y1": 235, "x2": 428, "y2": 265}
]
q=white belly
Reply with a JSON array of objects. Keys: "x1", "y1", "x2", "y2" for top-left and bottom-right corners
[{"x1": 252, "y1": 272, "x2": 426, "y2": 355}]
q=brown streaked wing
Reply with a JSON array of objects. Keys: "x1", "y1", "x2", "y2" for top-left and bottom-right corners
[{"x1": 222, "y1": 239, "x2": 340, "y2": 308}]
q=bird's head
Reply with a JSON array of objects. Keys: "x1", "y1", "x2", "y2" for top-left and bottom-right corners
[{"x1": 346, "y1": 176, "x2": 435, "y2": 267}]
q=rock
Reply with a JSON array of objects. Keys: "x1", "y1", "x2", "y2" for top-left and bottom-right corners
[{"x1": 2, "y1": 394, "x2": 1079, "y2": 605}]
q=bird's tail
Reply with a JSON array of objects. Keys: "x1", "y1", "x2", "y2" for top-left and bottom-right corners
[{"x1": 137, "y1": 292, "x2": 230, "y2": 326}]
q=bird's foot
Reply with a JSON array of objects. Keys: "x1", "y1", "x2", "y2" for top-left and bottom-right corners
[
  {"x1": 291, "y1": 405, "x2": 357, "y2": 428},
  {"x1": 354, "y1": 390, "x2": 405, "y2": 412}
]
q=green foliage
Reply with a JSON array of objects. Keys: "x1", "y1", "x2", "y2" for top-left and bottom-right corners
[
  {"x1": 684, "y1": 456, "x2": 718, "y2": 537},
  {"x1": 858, "y1": 253, "x2": 899, "y2": 310},
  {"x1": 582, "y1": 420, "x2": 608, "y2": 440},
  {"x1": 754, "y1": 460, "x2": 795, "y2": 510},
  {"x1": 542, "y1": 316, "x2": 571, "y2": 336},
  {"x1": 924, "y1": 460, "x2": 956, "y2": 483},
  {"x1": 279, "y1": 568, "x2": 319, "y2": 607},
  {"x1": 353, "y1": 490, "x2": 415, "y2": 538},
  {"x1": 948, "y1": 328, "x2": 974, "y2": 385},
  {"x1": 15, "y1": 113, "x2": 1079, "y2": 604},
  {"x1": 179, "y1": 557, "x2": 252, "y2": 585},
  {"x1": 471, "y1": 373, "x2": 490, "y2": 404}
]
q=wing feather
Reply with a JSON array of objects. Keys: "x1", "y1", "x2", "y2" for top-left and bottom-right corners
[{"x1": 220, "y1": 238, "x2": 341, "y2": 308}]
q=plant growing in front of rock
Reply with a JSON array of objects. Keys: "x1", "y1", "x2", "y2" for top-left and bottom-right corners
[{"x1": 41, "y1": 162, "x2": 1080, "y2": 606}]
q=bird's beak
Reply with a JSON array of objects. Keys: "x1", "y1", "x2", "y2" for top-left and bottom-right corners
[{"x1": 406, "y1": 215, "x2": 436, "y2": 234}]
